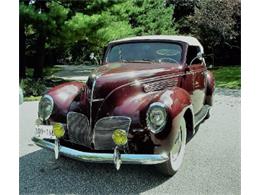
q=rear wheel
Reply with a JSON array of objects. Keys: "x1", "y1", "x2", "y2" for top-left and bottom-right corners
[{"x1": 157, "y1": 117, "x2": 187, "y2": 176}]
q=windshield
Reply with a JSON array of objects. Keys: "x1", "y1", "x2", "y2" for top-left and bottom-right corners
[{"x1": 106, "y1": 42, "x2": 182, "y2": 64}]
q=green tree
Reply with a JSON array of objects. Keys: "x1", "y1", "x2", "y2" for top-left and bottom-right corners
[
  {"x1": 20, "y1": 0, "x2": 179, "y2": 79},
  {"x1": 188, "y1": 0, "x2": 241, "y2": 64},
  {"x1": 20, "y1": 0, "x2": 70, "y2": 78},
  {"x1": 116, "y1": 0, "x2": 178, "y2": 35},
  {"x1": 166, "y1": 0, "x2": 199, "y2": 33}
]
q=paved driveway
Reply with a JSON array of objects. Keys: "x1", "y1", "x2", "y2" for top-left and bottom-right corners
[
  {"x1": 50, "y1": 65, "x2": 96, "y2": 81},
  {"x1": 19, "y1": 89, "x2": 240, "y2": 194}
]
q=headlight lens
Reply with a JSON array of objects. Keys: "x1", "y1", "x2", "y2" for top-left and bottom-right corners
[
  {"x1": 38, "y1": 95, "x2": 54, "y2": 121},
  {"x1": 146, "y1": 102, "x2": 167, "y2": 134}
]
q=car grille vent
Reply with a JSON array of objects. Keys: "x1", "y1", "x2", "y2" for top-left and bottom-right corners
[
  {"x1": 143, "y1": 78, "x2": 178, "y2": 92},
  {"x1": 93, "y1": 116, "x2": 131, "y2": 150},
  {"x1": 67, "y1": 112, "x2": 91, "y2": 147}
]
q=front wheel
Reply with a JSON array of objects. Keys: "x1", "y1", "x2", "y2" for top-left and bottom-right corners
[{"x1": 157, "y1": 117, "x2": 187, "y2": 176}]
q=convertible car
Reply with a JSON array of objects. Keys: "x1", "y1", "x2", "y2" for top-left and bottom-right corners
[{"x1": 32, "y1": 35, "x2": 215, "y2": 176}]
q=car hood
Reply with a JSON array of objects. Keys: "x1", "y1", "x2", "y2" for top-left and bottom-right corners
[{"x1": 88, "y1": 62, "x2": 183, "y2": 99}]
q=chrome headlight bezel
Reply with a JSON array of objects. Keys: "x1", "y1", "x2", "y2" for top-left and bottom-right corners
[
  {"x1": 38, "y1": 95, "x2": 54, "y2": 121},
  {"x1": 146, "y1": 102, "x2": 167, "y2": 134}
]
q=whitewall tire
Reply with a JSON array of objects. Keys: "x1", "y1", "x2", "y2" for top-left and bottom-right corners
[{"x1": 157, "y1": 117, "x2": 187, "y2": 176}]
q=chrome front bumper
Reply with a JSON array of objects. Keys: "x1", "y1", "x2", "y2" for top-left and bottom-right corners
[{"x1": 32, "y1": 137, "x2": 168, "y2": 167}]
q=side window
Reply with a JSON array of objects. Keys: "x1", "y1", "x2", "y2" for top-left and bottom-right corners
[{"x1": 186, "y1": 46, "x2": 202, "y2": 65}]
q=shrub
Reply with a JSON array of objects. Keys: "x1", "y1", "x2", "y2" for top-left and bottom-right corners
[{"x1": 20, "y1": 78, "x2": 47, "y2": 97}]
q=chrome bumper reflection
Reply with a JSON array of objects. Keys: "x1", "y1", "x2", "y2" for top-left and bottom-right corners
[{"x1": 32, "y1": 137, "x2": 168, "y2": 165}]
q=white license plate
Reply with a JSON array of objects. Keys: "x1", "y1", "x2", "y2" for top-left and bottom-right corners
[{"x1": 35, "y1": 125, "x2": 55, "y2": 139}]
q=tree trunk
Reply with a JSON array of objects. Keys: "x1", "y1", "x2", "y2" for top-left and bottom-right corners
[
  {"x1": 33, "y1": 33, "x2": 45, "y2": 79},
  {"x1": 19, "y1": 20, "x2": 26, "y2": 80}
]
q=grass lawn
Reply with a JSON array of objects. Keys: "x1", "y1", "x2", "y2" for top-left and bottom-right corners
[
  {"x1": 24, "y1": 96, "x2": 41, "y2": 102},
  {"x1": 211, "y1": 66, "x2": 241, "y2": 89}
]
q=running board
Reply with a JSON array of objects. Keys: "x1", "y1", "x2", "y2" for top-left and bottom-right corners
[{"x1": 194, "y1": 105, "x2": 211, "y2": 127}]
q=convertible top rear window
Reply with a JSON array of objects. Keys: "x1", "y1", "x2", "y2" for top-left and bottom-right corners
[{"x1": 107, "y1": 42, "x2": 182, "y2": 64}]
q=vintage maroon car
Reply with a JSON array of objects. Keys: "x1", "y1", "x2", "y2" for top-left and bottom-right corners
[{"x1": 32, "y1": 35, "x2": 215, "y2": 176}]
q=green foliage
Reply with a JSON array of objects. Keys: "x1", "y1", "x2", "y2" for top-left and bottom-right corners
[
  {"x1": 20, "y1": 0, "x2": 180, "y2": 69},
  {"x1": 20, "y1": 78, "x2": 47, "y2": 97},
  {"x1": 133, "y1": 0, "x2": 177, "y2": 35},
  {"x1": 24, "y1": 96, "x2": 41, "y2": 102},
  {"x1": 188, "y1": 0, "x2": 240, "y2": 52},
  {"x1": 212, "y1": 66, "x2": 241, "y2": 89},
  {"x1": 167, "y1": 0, "x2": 199, "y2": 21},
  {"x1": 20, "y1": 0, "x2": 241, "y2": 79}
]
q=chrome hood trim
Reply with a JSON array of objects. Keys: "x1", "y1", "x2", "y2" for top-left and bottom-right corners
[{"x1": 87, "y1": 74, "x2": 97, "y2": 129}]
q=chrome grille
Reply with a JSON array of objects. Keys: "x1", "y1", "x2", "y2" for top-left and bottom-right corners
[
  {"x1": 67, "y1": 112, "x2": 91, "y2": 147},
  {"x1": 93, "y1": 116, "x2": 131, "y2": 150}
]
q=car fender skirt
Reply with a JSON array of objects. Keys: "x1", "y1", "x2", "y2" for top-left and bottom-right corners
[{"x1": 32, "y1": 137, "x2": 169, "y2": 165}]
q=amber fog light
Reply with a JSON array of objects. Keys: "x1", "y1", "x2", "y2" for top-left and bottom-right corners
[
  {"x1": 112, "y1": 129, "x2": 127, "y2": 146},
  {"x1": 53, "y1": 123, "x2": 65, "y2": 138}
]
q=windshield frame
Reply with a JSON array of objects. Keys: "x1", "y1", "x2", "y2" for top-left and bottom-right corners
[{"x1": 104, "y1": 40, "x2": 185, "y2": 65}]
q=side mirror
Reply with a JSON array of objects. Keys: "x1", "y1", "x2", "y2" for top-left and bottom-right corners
[
  {"x1": 197, "y1": 52, "x2": 203, "y2": 60},
  {"x1": 189, "y1": 52, "x2": 204, "y2": 66}
]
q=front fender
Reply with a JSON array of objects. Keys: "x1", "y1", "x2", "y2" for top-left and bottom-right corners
[
  {"x1": 158, "y1": 87, "x2": 192, "y2": 119},
  {"x1": 47, "y1": 82, "x2": 85, "y2": 122},
  {"x1": 151, "y1": 87, "x2": 193, "y2": 154}
]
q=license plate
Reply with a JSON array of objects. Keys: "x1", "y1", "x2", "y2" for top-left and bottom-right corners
[{"x1": 35, "y1": 125, "x2": 55, "y2": 139}]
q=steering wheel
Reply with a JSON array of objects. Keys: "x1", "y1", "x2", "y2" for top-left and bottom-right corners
[{"x1": 158, "y1": 57, "x2": 179, "y2": 64}]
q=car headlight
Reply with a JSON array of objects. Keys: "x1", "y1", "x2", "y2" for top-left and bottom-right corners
[
  {"x1": 146, "y1": 102, "x2": 167, "y2": 134},
  {"x1": 38, "y1": 95, "x2": 54, "y2": 121}
]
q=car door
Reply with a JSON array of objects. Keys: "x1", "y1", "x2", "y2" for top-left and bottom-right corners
[{"x1": 185, "y1": 46, "x2": 207, "y2": 114}]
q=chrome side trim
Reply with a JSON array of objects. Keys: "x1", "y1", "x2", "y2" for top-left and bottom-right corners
[
  {"x1": 133, "y1": 73, "x2": 185, "y2": 86},
  {"x1": 32, "y1": 137, "x2": 169, "y2": 165}
]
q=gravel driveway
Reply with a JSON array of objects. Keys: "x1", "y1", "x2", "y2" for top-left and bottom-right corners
[{"x1": 19, "y1": 88, "x2": 240, "y2": 194}]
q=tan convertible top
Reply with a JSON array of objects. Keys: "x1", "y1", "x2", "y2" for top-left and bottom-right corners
[{"x1": 110, "y1": 35, "x2": 204, "y2": 53}]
